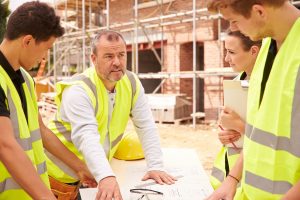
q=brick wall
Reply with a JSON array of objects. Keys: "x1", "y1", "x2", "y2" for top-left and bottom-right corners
[
  {"x1": 179, "y1": 43, "x2": 193, "y2": 113},
  {"x1": 162, "y1": 42, "x2": 180, "y2": 94},
  {"x1": 203, "y1": 40, "x2": 225, "y2": 120}
]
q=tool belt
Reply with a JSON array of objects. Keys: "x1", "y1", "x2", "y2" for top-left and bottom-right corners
[{"x1": 49, "y1": 176, "x2": 80, "y2": 200}]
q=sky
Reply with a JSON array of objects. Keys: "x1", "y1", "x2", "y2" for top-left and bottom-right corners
[{"x1": 9, "y1": 0, "x2": 53, "y2": 11}]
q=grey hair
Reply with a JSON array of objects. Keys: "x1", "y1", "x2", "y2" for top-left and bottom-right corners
[{"x1": 91, "y1": 30, "x2": 126, "y2": 54}]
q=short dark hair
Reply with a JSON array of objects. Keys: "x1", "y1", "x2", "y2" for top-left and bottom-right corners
[
  {"x1": 227, "y1": 30, "x2": 262, "y2": 51},
  {"x1": 207, "y1": 0, "x2": 288, "y2": 18},
  {"x1": 5, "y1": 1, "x2": 64, "y2": 42},
  {"x1": 92, "y1": 30, "x2": 126, "y2": 54}
]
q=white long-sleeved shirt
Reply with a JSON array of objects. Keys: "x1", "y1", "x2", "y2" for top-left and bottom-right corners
[{"x1": 59, "y1": 80, "x2": 164, "y2": 182}]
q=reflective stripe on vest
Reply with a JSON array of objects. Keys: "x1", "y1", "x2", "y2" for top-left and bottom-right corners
[
  {"x1": 80, "y1": 76, "x2": 98, "y2": 115},
  {"x1": 211, "y1": 166, "x2": 225, "y2": 184},
  {"x1": 227, "y1": 147, "x2": 242, "y2": 156},
  {"x1": 7, "y1": 88, "x2": 42, "y2": 150},
  {"x1": 126, "y1": 71, "x2": 136, "y2": 111},
  {"x1": 0, "y1": 161, "x2": 46, "y2": 192},
  {"x1": 245, "y1": 118, "x2": 300, "y2": 158},
  {"x1": 53, "y1": 117, "x2": 72, "y2": 143},
  {"x1": 111, "y1": 133, "x2": 124, "y2": 149},
  {"x1": 245, "y1": 171, "x2": 293, "y2": 195}
]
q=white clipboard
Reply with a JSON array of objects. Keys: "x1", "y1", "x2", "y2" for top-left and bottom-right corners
[{"x1": 223, "y1": 80, "x2": 248, "y2": 148}]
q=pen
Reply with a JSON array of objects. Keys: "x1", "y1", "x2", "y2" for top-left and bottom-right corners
[{"x1": 218, "y1": 125, "x2": 238, "y2": 149}]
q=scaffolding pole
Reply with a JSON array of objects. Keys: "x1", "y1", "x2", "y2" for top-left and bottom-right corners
[
  {"x1": 140, "y1": 27, "x2": 162, "y2": 65},
  {"x1": 160, "y1": 0, "x2": 164, "y2": 70},
  {"x1": 76, "y1": 0, "x2": 78, "y2": 27},
  {"x1": 192, "y1": 0, "x2": 196, "y2": 128},
  {"x1": 82, "y1": 0, "x2": 86, "y2": 70},
  {"x1": 217, "y1": 7, "x2": 223, "y2": 113},
  {"x1": 134, "y1": 0, "x2": 139, "y2": 73},
  {"x1": 52, "y1": 0, "x2": 239, "y2": 125},
  {"x1": 106, "y1": 0, "x2": 109, "y2": 29},
  {"x1": 137, "y1": 70, "x2": 237, "y2": 79},
  {"x1": 59, "y1": 9, "x2": 216, "y2": 38},
  {"x1": 53, "y1": 0, "x2": 57, "y2": 84}
]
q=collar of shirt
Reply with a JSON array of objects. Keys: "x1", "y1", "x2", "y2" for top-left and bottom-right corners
[
  {"x1": 107, "y1": 88, "x2": 116, "y2": 94},
  {"x1": 240, "y1": 71, "x2": 247, "y2": 80},
  {"x1": 0, "y1": 50, "x2": 25, "y2": 85}
]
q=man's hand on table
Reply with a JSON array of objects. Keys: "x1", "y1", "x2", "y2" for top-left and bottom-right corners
[
  {"x1": 95, "y1": 176, "x2": 123, "y2": 200},
  {"x1": 142, "y1": 170, "x2": 177, "y2": 185}
]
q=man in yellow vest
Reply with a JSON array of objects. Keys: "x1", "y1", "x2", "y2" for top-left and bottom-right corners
[
  {"x1": 47, "y1": 30, "x2": 176, "y2": 200},
  {"x1": 0, "y1": 2, "x2": 96, "y2": 200},
  {"x1": 206, "y1": 0, "x2": 300, "y2": 199}
]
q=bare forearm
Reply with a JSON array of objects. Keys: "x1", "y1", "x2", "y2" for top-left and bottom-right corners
[
  {"x1": 228, "y1": 152, "x2": 243, "y2": 180},
  {"x1": 0, "y1": 117, "x2": 54, "y2": 199},
  {"x1": 282, "y1": 180, "x2": 300, "y2": 200},
  {"x1": 206, "y1": 152, "x2": 243, "y2": 200},
  {"x1": 39, "y1": 114, "x2": 86, "y2": 174},
  {"x1": 0, "y1": 138, "x2": 54, "y2": 199}
]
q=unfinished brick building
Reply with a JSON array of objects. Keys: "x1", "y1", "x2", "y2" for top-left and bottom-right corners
[{"x1": 52, "y1": 0, "x2": 235, "y2": 122}]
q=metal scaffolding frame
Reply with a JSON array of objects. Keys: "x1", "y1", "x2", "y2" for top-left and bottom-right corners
[{"x1": 49, "y1": 0, "x2": 243, "y2": 127}]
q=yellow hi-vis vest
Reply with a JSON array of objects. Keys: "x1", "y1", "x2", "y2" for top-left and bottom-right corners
[
  {"x1": 46, "y1": 67, "x2": 140, "y2": 183},
  {"x1": 239, "y1": 18, "x2": 300, "y2": 200},
  {"x1": 210, "y1": 147, "x2": 242, "y2": 189},
  {"x1": 0, "y1": 66, "x2": 49, "y2": 200},
  {"x1": 210, "y1": 72, "x2": 245, "y2": 189}
]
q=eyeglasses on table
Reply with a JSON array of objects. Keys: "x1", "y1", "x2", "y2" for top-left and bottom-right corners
[{"x1": 129, "y1": 188, "x2": 163, "y2": 200}]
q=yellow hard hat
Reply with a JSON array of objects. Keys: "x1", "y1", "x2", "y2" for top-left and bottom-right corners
[{"x1": 114, "y1": 131, "x2": 145, "y2": 161}]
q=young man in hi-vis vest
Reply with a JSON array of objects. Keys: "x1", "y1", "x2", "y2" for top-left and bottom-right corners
[
  {"x1": 0, "y1": 2, "x2": 96, "y2": 200},
  {"x1": 46, "y1": 30, "x2": 177, "y2": 200},
  {"x1": 206, "y1": 0, "x2": 300, "y2": 200}
]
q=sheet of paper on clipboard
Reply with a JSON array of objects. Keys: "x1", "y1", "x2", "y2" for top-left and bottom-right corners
[{"x1": 223, "y1": 80, "x2": 248, "y2": 148}]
